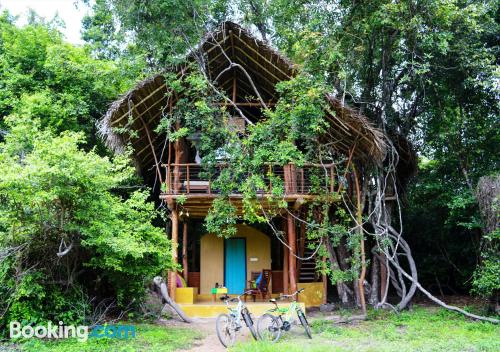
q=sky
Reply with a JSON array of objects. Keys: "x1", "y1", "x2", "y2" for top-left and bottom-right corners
[{"x1": 0, "y1": 0, "x2": 90, "y2": 44}]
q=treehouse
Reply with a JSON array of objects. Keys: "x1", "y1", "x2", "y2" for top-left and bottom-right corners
[{"x1": 101, "y1": 22, "x2": 386, "y2": 315}]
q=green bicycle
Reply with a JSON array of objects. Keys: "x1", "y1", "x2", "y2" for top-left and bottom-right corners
[{"x1": 257, "y1": 288, "x2": 312, "y2": 342}]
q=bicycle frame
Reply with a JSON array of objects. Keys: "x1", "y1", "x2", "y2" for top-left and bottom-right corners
[
  {"x1": 267, "y1": 290, "x2": 306, "y2": 327},
  {"x1": 225, "y1": 297, "x2": 245, "y2": 328},
  {"x1": 222, "y1": 291, "x2": 255, "y2": 329}
]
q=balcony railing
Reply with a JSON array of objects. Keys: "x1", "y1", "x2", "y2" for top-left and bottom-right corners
[{"x1": 161, "y1": 163, "x2": 339, "y2": 196}]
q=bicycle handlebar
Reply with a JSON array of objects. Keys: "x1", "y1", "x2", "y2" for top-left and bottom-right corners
[
  {"x1": 279, "y1": 288, "x2": 305, "y2": 299},
  {"x1": 221, "y1": 290, "x2": 254, "y2": 303}
]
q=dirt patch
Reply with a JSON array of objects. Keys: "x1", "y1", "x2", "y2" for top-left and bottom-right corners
[{"x1": 160, "y1": 317, "x2": 256, "y2": 352}]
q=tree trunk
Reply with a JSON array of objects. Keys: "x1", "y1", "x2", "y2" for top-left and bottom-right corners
[
  {"x1": 153, "y1": 277, "x2": 192, "y2": 323},
  {"x1": 369, "y1": 253, "x2": 379, "y2": 306},
  {"x1": 324, "y1": 235, "x2": 351, "y2": 305}
]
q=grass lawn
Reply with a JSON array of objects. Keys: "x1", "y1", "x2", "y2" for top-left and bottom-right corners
[
  {"x1": 231, "y1": 307, "x2": 500, "y2": 352},
  {"x1": 5, "y1": 323, "x2": 203, "y2": 352}
]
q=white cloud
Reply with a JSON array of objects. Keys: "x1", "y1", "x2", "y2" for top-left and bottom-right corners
[{"x1": 0, "y1": 0, "x2": 91, "y2": 44}]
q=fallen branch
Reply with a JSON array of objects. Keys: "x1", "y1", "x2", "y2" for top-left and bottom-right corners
[
  {"x1": 387, "y1": 257, "x2": 499, "y2": 324},
  {"x1": 153, "y1": 276, "x2": 192, "y2": 323}
]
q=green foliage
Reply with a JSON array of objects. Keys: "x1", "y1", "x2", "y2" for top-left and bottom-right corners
[
  {"x1": 0, "y1": 12, "x2": 144, "y2": 149},
  {"x1": 404, "y1": 158, "x2": 483, "y2": 292},
  {"x1": 0, "y1": 115, "x2": 171, "y2": 330},
  {"x1": 234, "y1": 307, "x2": 499, "y2": 351},
  {"x1": 472, "y1": 229, "x2": 500, "y2": 298},
  {"x1": 17, "y1": 324, "x2": 202, "y2": 352},
  {"x1": 82, "y1": 0, "x2": 230, "y2": 65}
]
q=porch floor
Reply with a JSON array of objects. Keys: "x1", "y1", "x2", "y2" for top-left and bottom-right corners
[{"x1": 178, "y1": 301, "x2": 306, "y2": 318}]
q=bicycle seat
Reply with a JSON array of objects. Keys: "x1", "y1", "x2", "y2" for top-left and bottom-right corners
[{"x1": 269, "y1": 298, "x2": 277, "y2": 303}]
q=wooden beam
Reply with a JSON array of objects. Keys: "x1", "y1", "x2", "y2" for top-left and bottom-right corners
[
  {"x1": 232, "y1": 33, "x2": 292, "y2": 79},
  {"x1": 287, "y1": 211, "x2": 298, "y2": 294},
  {"x1": 233, "y1": 44, "x2": 284, "y2": 84},
  {"x1": 136, "y1": 107, "x2": 163, "y2": 184},
  {"x1": 216, "y1": 66, "x2": 276, "y2": 101}
]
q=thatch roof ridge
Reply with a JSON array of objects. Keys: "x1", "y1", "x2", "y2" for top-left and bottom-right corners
[
  {"x1": 99, "y1": 21, "x2": 389, "y2": 174},
  {"x1": 205, "y1": 21, "x2": 296, "y2": 73}
]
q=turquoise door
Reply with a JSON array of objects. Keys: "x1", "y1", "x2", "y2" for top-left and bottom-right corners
[{"x1": 224, "y1": 238, "x2": 246, "y2": 294}]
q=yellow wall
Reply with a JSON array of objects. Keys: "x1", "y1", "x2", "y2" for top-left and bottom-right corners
[
  {"x1": 297, "y1": 282, "x2": 324, "y2": 307},
  {"x1": 179, "y1": 302, "x2": 306, "y2": 318},
  {"x1": 200, "y1": 224, "x2": 271, "y2": 294},
  {"x1": 175, "y1": 287, "x2": 197, "y2": 304},
  {"x1": 200, "y1": 233, "x2": 224, "y2": 295}
]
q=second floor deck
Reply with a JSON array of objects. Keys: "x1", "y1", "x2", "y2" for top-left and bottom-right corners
[{"x1": 160, "y1": 163, "x2": 345, "y2": 216}]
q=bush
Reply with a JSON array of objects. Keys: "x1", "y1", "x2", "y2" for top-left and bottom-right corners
[
  {"x1": 0, "y1": 116, "x2": 172, "y2": 334},
  {"x1": 472, "y1": 230, "x2": 500, "y2": 299}
]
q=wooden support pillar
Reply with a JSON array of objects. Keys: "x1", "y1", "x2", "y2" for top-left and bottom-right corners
[
  {"x1": 169, "y1": 206, "x2": 179, "y2": 300},
  {"x1": 287, "y1": 211, "x2": 298, "y2": 294},
  {"x1": 182, "y1": 222, "x2": 188, "y2": 283},
  {"x1": 297, "y1": 219, "x2": 306, "y2": 282},
  {"x1": 282, "y1": 221, "x2": 289, "y2": 294}
]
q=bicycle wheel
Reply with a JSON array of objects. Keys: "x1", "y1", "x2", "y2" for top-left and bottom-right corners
[
  {"x1": 257, "y1": 313, "x2": 281, "y2": 343},
  {"x1": 242, "y1": 308, "x2": 258, "y2": 340},
  {"x1": 216, "y1": 313, "x2": 237, "y2": 347},
  {"x1": 297, "y1": 309, "x2": 312, "y2": 339}
]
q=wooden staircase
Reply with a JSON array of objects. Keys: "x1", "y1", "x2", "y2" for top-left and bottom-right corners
[{"x1": 298, "y1": 246, "x2": 318, "y2": 282}]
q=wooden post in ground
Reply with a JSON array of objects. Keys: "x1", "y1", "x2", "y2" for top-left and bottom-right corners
[
  {"x1": 169, "y1": 206, "x2": 179, "y2": 300},
  {"x1": 182, "y1": 222, "x2": 188, "y2": 283},
  {"x1": 287, "y1": 211, "x2": 298, "y2": 294}
]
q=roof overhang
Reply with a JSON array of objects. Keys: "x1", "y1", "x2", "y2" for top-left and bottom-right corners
[{"x1": 99, "y1": 22, "x2": 386, "y2": 182}]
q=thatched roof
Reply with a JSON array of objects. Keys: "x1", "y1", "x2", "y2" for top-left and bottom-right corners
[{"x1": 99, "y1": 21, "x2": 386, "y2": 178}]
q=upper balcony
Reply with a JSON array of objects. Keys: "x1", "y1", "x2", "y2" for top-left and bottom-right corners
[{"x1": 160, "y1": 163, "x2": 343, "y2": 216}]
